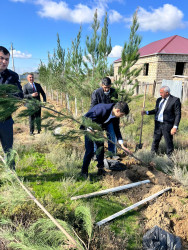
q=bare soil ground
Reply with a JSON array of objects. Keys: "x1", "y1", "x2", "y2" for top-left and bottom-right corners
[{"x1": 103, "y1": 161, "x2": 188, "y2": 249}]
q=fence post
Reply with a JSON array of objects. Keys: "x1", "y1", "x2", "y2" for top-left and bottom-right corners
[
  {"x1": 47, "y1": 88, "x2": 50, "y2": 98},
  {"x1": 51, "y1": 89, "x2": 54, "y2": 100},
  {"x1": 81, "y1": 98, "x2": 84, "y2": 114},
  {"x1": 60, "y1": 92, "x2": 63, "y2": 105},
  {"x1": 66, "y1": 93, "x2": 70, "y2": 112},
  {"x1": 136, "y1": 82, "x2": 139, "y2": 95},
  {"x1": 75, "y1": 97, "x2": 78, "y2": 117},
  {"x1": 57, "y1": 92, "x2": 59, "y2": 104},
  {"x1": 152, "y1": 80, "x2": 156, "y2": 97}
]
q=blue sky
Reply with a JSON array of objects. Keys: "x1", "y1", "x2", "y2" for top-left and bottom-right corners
[{"x1": 1, "y1": 0, "x2": 188, "y2": 74}]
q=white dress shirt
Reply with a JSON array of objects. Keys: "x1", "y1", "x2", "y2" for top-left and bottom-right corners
[
  {"x1": 146, "y1": 96, "x2": 178, "y2": 128},
  {"x1": 87, "y1": 111, "x2": 124, "y2": 144}
]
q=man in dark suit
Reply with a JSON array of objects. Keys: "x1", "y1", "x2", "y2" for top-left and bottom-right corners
[
  {"x1": 0, "y1": 46, "x2": 23, "y2": 169},
  {"x1": 91, "y1": 77, "x2": 118, "y2": 155},
  {"x1": 80, "y1": 101, "x2": 130, "y2": 178},
  {"x1": 142, "y1": 86, "x2": 181, "y2": 157},
  {"x1": 23, "y1": 73, "x2": 46, "y2": 135}
]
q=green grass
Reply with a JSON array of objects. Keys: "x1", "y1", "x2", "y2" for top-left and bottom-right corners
[{"x1": 14, "y1": 146, "x2": 142, "y2": 249}]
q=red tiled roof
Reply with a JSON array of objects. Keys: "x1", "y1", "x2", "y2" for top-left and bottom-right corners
[{"x1": 114, "y1": 35, "x2": 188, "y2": 62}]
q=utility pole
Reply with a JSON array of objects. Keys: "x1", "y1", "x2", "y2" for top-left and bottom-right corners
[{"x1": 10, "y1": 43, "x2": 15, "y2": 72}]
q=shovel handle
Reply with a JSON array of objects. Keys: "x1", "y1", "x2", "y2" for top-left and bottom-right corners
[{"x1": 139, "y1": 85, "x2": 147, "y2": 144}]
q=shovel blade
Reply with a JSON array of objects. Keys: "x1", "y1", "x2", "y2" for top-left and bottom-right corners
[{"x1": 135, "y1": 143, "x2": 143, "y2": 152}]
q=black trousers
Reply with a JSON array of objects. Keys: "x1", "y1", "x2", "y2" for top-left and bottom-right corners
[
  {"x1": 82, "y1": 135, "x2": 104, "y2": 174},
  {"x1": 29, "y1": 109, "x2": 41, "y2": 133},
  {"x1": 0, "y1": 119, "x2": 13, "y2": 153},
  {"x1": 0, "y1": 118, "x2": 15, "y2": 169},
  {"x1": 151, "y1": 121, "x2": 174, "y2": 156}
]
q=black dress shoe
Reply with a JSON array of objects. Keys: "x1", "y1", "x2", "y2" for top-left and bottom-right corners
[
  {"x1": 30, "y1": 132, "x2": 34, "y2": 136},
  {"x1": 97, "y1": 168, "x2": 106, "y2": 176}
]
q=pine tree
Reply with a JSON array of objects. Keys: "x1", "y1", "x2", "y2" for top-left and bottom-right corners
[
  {"x1": 38, "y1": 33, "x2": 65, "y2": 92},
  {"x1": 64, "y1": 26, "x2": 87, "y2": 97},
  {"x1": 71, "y1": 26, "x2": 83, "y2": 76},
  {"x1": 114, "y1": 11, "x2": 142, "y2": 102},
  {"x1": 98, "y1": 12, "x2": 112, "y2": 77},
  {"x1": 84, "y1": 9, "x2": 100, "y2": 79}
]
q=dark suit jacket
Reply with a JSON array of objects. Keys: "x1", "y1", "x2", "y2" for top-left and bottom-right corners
[
  {"x1": 23, "y1": 82, "x2": 46, "y2": 102},
  {"x1": 81, "y1": 103, "x2": 123, "y2": 141},
  {"x1": 0, "y1": 69, "x2": 23, "y2": 98},
  {"x1": 0, "y1": 69, "x2": 23, "y2": 122},
  {"x1": 91, "y1": 87, "x2": 118, "y2": 108},
  {"x1": 148, "y1": 95, "x2": 181, "y2": 127}
]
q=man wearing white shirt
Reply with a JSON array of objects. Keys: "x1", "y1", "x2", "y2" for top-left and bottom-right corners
[
  {"x1": 142, "y1": 86, "x2": 181, "y2": 157},
  {"x1": 80, "y1": 101, "x2": 130, "y2": 178}
]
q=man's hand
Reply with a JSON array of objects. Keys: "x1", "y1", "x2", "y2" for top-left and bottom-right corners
[
  {"x1": 120, "y1": 144, "x2": 132, "y2": 154},
  {"x1": 32, "y1": 92, "x2": 38, "y2": 97},
  {"x1": 87, "y1": 128, "x2": 97, "y2": 134},
  {"x1": 141, "y1": 110, "x2": 146, "y2": 115},
  {"x1": 171, "y1": 127, "x2": 177, "y2": 135}
]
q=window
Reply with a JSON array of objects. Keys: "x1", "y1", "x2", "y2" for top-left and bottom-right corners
[
  {"x1": 143, "y1": 63, "x2": 149, "y2": 76},
  {"x1": 175, "y1": 62, "x2": 185, "y2": 75}
]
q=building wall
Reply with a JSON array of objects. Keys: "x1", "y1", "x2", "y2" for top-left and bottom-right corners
[
  {"x1": 156, "y1": 54, "x2": 188, "y2": 82},
  {"x1": 114, "y1": 54, "x2": 188, "y2": 84},
  {"x1": 132, "y1": 55, "x2": 158, "y2": 83},
  {"x1": 114, "y1": 61, "x2": 122, "y2": 81}
]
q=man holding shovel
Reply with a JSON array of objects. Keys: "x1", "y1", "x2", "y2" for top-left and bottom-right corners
[
  {"x1": 80, "y1": 101, "x2": 130, "y2": 178},
  {"x1": 142, "y1": 86, "x2": 181, "y2": 158}
]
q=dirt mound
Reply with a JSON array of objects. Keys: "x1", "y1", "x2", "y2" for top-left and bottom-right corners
[{"x1": 103, "y1": 163, "x2": 188, "y2": 249}]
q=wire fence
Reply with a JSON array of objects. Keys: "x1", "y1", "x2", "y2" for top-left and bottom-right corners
[{"x1": 43, "y1": 80, "x2": 188, "y2": 118}]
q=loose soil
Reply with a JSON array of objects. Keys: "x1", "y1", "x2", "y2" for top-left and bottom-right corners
[{"x1": 103, "y1": 161, "x2": 188, "y2": 249}]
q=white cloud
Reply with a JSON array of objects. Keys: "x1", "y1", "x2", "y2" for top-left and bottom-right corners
[
  {"x1": 10, "y1": 0, "x2": 26, "y2": 2},
  {"x1": 109, "y1": 10, "x2": 123, "y2": 23},
  {"x1": 12, "y1": 50, "x2": 32, "y2": 58},
  {"x1": 36, "y1": 0, "x2": 105, "y2": 23},
  {"x1": 108, "y1": 45, "x2": 123, "y2": 58},
  {"x1": 136, "y1": 4, "x2": 185, "y2": 32}
]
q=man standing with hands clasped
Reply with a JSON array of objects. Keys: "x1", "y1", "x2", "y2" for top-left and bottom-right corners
[
  {"x1": 23, "y1": 73, "x2": 46, "y2": 135},
  {"x1": 142, "y1": 86, "x2": 181, "y2": 158}
]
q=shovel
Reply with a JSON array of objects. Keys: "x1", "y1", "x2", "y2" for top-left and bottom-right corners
[{"x1": 135, "y1": 84, "x2": 147, "y2": 151}]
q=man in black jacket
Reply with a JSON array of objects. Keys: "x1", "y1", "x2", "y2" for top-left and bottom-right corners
[
  {"x1": 0, "y1": 46, "x2": 23, "y2": 169},
  {"x1": 23, "y1": 73, "x2": 46, "y2": 135},
  {"x1": 91, "y1": 77, "x2": 118, "y2": 155},
  {"x1": 142, "y1": 86, "x2": 181, "y2": 157},
  {"x1": 81, "y1": 101, "x2": 130, "y2": 178}
]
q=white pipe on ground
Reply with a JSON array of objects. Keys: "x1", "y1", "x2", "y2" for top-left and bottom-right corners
[
  {"x1": 96, "y1": 187, "x2": 171, "y2": 226},
  {"x1": 71, "y1": 180, "x2": 150, "y2": 200}
]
